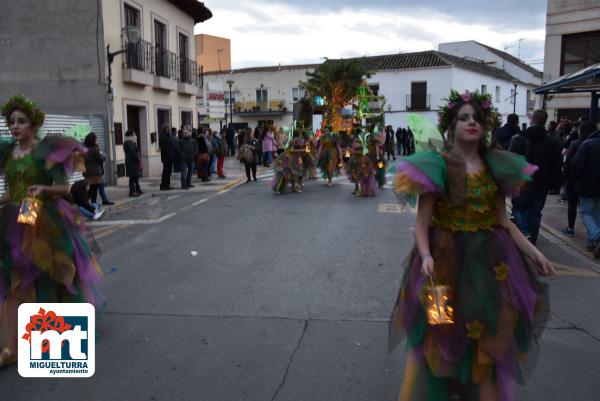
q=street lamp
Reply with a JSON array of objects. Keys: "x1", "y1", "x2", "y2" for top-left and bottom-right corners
[
  {"x1": 512, "y1": 80, "x2": 519, "y2": 115},
  {"x1": 226, "y1": 79, "x2": 234, "y2": 128},
  {"x1": 106, "y1": 26, "x2": 141, "y2": 184}
]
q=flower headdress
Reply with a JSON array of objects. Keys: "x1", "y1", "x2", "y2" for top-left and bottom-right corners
[
  {"x1": 437, "y1": 90, "x2": 500, "y2": 135},
  {"x1": 1, "y1": 94, "x2": 45, "y2": 128}
]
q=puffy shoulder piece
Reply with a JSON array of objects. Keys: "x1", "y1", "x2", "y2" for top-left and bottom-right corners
[
  {"x1": 393, "y1": 150, "x2": 447, "y2": 199},
  {"x1": 0, "y1": 142, "x2": 15, "y2": 173},
  {"x1": 485, "y1": 149, "x2": 537, "y2": 197},
  {"x1": 36, "y1": 135, "x2": 87, "y2": 174}
]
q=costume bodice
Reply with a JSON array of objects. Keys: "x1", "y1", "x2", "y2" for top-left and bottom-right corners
[
  {"x1": 4, "y1": 152, "x2": 56, "y2": 204},
  {"x1": 431, "y1": 168, "x2": 499, "y2": 232}
]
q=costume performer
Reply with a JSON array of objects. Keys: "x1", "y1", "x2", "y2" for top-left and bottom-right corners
[
  {"x1": 367, "y1": 134, "x2": 386, "y2": 189},
  {"x1": 271, "y1": 135, "x2": 305, "y2": 194},
  {"x1": 389, "y1": 90, "x2": 554, "y2": 401},
  {"x1": 301, "y1": 132, "x2": 318, "y2": 180},
  {"x1": 345, "y1": 134, "x2": 377, "y2": 196},
  {"x1": 317, "y1": 128, "x2": 342, "y2": 187},
  {"x1": 0, "y1": 95, "x2": 104, "y2": 367}
]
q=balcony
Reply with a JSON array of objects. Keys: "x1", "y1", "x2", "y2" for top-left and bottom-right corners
[
  {"x1": 123, "y1": 39, "x2": 154, "y2": 86},
  {"x1": 234, "y1": 99, "x2": 288, "y2": 116},
  {"x1": 153, "y1": 47, "x2": 177, "y2": 91},
  {"x1": 406, "y1": 94, "x2": 431, "y2": 111},
  {"x1": 177, "y1": 57, "x2": 199, "y2": 96}
]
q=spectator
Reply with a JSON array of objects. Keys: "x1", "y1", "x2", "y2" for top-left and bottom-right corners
[
  {"x1": 555, "y1": 117, "x2": 571, "y2": 149},
  {"x1": 494, "y1": 113, "x2": 520, "y2": 150},
  {"x1": 83, "y1": 132, "x2": 103, "y2": 205},
  {"x1": 240, "y1": 129, "x2": 259, "y2": 182},
  {"x1": 395, "y1": 127, "x2": 403, "y2": 156},
  {"x1": 159, "y1": 124, "x2": 175, "y2": 190},
  {"x1": 509, "y1": 109, "x2": 562, "y2": 244},
  {"x1": 171, "y1": 127, "x2": 181, "y2": 173},
  {"x1": 571, "y1": 121, "x2": 600, "y2": 256},
  {"x1": 561, "y1": 121, "x2": 597, "y2": 237},
  {"x1": 547, "y1": 121, "x2": 558, "y2": 143},
  {"x1": 226, "y1": 125, "x2": 236, "y2": 157},
  {"x1": 197, "y1": 129, "x2": 211, "y2": 182},
  {"x1": 262, "y1": 126, "x2": 276, "y2": 167},
  {"x1": 123, "y1": 130, "x2": 143, "y2": 197},
  {"x1": 214, "y1": 129, "x2": 228, "y2": 178},
  {"x1": 97, "y1": 149, "x2": 114, "y2": 205},
  {"x1": 70, "y1": 180, "x2": 104, "y2": 220},
  {"x1": 178, "y1": 125, "x2": 197, "y2": 189},
  {"x1": 384, "y1": 125, "x2": 396, "y2": 161},
  {"x1": 276, "y1": 127, "x2": 286, "y2": 156},
  {"x1": 207, "y1": 129, "x2": 216, "y2": 179}
]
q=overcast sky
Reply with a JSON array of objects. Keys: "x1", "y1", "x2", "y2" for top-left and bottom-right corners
[{"x1": 195, "y1": 1, "x2": 547, "y2": 70}]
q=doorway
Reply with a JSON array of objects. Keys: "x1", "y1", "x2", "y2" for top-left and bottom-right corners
[
  {"x1": 181, "y1": 110, "x2": 192, "y2": 129},
  {"x1": 126, "y1": 104, "x2": 148, "y2": 173}
]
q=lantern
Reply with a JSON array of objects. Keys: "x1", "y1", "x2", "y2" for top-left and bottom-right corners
[
  {"x1": 305, "y1": 145, "x2": 311, "y2": 154},
  {"x1": 344, "y1": 150, "x2": 351, "y2": 159},
  {"x1": 377, "y1": 160, "x2": 384, "y2": 169},
  {"x1": 424, "y1": 276, "x2": 454, "y2": 325},
  {"x1": 17, "y1": 196, "x2": 43, "y2": 226},
  {"x1": 337, "y1": 160, "x2": 343, "y2": 168}
]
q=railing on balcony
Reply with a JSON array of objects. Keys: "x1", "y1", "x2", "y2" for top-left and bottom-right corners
[
  {"x1": 234, "y1": 99, "x2": 287, "y2": 113},
  {"x1": 179, "y1": 57, "x2": 197, "y2": 84},
  {"x1": 155, "y1": 47, "x2": 176, "y2": 79},
  {"x1": 406, "y1": 94, "x2": 431, "y2": 111},
  {"x1": 125, "y1": 39, "x2": 153, "y2": 73}
]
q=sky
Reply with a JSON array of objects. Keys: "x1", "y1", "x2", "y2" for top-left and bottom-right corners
[{"x1": 195, "y1": 0, "x2": 547, "y2": 70}]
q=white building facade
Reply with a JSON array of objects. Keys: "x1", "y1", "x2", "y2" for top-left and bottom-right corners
[
  {"x1": 541, "y1": 0, "x2": 600, "y2": 121},
  {"x1": 102, "y1": 0, "x2": 210, "y2": 180}
]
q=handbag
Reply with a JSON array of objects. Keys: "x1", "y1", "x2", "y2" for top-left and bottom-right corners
[{"x1": 238, "y1": 144, "x2": 253, "y2": 163}]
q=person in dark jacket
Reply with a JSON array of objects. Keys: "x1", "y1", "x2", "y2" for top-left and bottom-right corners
[
  {"x1": 159, "y1": 124, "x2": 174, "y2": 190},
  {"x1": 571, "y1": 125, "x2": 600, "y2": 255},
  {"x1": 561, "y1": 121, "x2": 596, "y2": 237},
  {"x1": 384, "y1": 125, "x2": 396, "y2": 160},
  {"x1": 197, "y1": 129, "x2": 211, "y2": 182},
  {"x1": 509, "y1": 110, "x2": 562, "y2": 244},
  {"x1": 70, "y1": 180, "x2": 104, "y2": 220},
  {"x1": 171, "y1": 127, "x2": 181, "y2": 173},
  {"x1": 226, "y1": 125, "x2": 235, "y2": 157},
  {"x1": 123, "y1": 130, "x2": 143, "y2": 197},
  {"x1": 395, "y1": 127, "x2": 402, "y2": 155},
  {"x1": 83, "y1": 132, "x2": 104, "y2": 205},
  {"x1": 178, "y1": 125, "x2": 197, "y2": 189},
  {"x1": 493, "y1": 113, "x2": 520, "y2": 150}
]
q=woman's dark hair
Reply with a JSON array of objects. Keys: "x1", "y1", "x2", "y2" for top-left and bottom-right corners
[
  {"x1": 548, "y1": 121, "x2": 557, "y2": 131},
  {"x1": 125, "y1": 130, "x2": 134, "y2": 137},
  {"x1": 579, "y1": 121, "x2": 597, "y2": 141},
  {"x1": 447, "y1": 101, "x2": 493, "y2": 154},
  {"x1": 83, "y1": 132, "x2": 97, "y2": 147}
]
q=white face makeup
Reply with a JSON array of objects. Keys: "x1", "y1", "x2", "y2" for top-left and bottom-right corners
[
  {"x1": 9, "y1": 110, "x2": 36, "y2": 143},
  {"x1": 452, "y1": 104, "x2": 484, "y2": 144}
]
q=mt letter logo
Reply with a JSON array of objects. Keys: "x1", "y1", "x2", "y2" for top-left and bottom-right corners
[{"x1": 18, "y1": 303, "x2": 95, "y2": 378}]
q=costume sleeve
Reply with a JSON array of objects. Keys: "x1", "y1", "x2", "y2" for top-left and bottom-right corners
[
  {"x1": 485, "y1": 149, "x2": 537, "y2": 197},
  {"x1": 37, "y1": 135, "x2": 87, "y2": 175},
  {"x1": 393, "y1": 150, "x2": 446, "y2": 197}
]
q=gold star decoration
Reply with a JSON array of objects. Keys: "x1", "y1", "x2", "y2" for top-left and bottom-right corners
[
  {"x1": 466, "y1": 320, "x2": 485, "y2": 340},
  {"x1": 494, "y1": 262, "x2": 509, "y2": 282}
]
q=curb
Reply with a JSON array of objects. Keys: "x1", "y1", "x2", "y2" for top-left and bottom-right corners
[{"x1": 540, "y1": 222, "x2": 599, "y2": 267}]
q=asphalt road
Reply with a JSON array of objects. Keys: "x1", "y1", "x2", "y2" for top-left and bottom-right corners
[{"x1": 1, "y1": 173, "x2": 599, "y2": 401}]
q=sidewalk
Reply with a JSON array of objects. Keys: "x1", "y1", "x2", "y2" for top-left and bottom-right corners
[
  {"x1": 99, "y1": 156, "x2": 263, "y2": 212},
  {"x1": 540, "y1": 194, "x2": 596, "y2": 260}
]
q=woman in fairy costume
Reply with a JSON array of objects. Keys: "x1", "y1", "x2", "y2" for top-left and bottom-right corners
[
  {"x1": 367, "y1": 131, "x2": 386, "y2": 189},
  {"x1": 271, "y1": 135, "x2": 305, "y2": 194},
  {"x1": 301, "y1": 131, "x2": 318, "y2": 181},
  {"x1": 317, "y1": 128, "x2": 342, "y2": 187},
  {"x1": 389, "y1": 90, "x2": 554, "y2": 401},
  {"x1": 0, "y1": 95, "x2": 104, "y2": 367},
  {"x1": 345, "y1": 133, "x2": 377, "y2": 196}
]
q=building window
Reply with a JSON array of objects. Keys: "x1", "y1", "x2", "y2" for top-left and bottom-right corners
[
  {"x1": 561, "y1": 30, "x2": 600, "y2": 75},
  {"x1": 292, "y1": 87, "x2": 306, "y2": 102},
  {"x1": 157, "y1": 108, "x2": 171, "y2": 133},
  {"x1": 181, "y1": 111, "x2": 192, "y2": 129},
  {"x1": 481, "y1": 84, "x2": 487, "y2": 95},
  {"x1": 179, "y1": 33, "x2": 191, "y2": 83},
  {"x1": 256, "y1": 88, "x2": 268, "y2": 109},
  {"x1": 495, "y1": 86, "x2": 501, "y2": 103},
  {"x1": 408, "y1": 82, "x2": 428, "y2": 110},
  {"x1": 124, "y1": 3, "x2": 140, "y2": 29},
  {"x1": 154, "y1": 20, "x2": 169, "y2": 78}
]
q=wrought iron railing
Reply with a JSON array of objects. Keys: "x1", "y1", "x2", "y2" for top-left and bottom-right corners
[
  {"x1": 179, "y1": 57, "x2": 197, "y2": 84},
  {"x1": 124, "y1": 38, "x2": 153, "y2": 73},
  {"x1": 406, "y1": 94, "x2": 431, "y2": 111},
  {"x1": 155, "y1": 47, "x2": 177, "y2": 79}
]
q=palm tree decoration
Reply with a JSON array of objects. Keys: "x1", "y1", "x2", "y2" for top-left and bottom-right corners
[{"x1": 301, "y1": 58, "x2": 371, "y2": 132}]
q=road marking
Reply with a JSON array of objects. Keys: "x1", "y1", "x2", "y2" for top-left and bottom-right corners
[
  {"x1": 166, "y1": 194, "x2": 181, "y2": 201},
  {"x1": 88, "y1": 212, "x2": 176, "y2": 226},
  {"x1": 192, "y1": 198, "x2": 209, "y2": 206},
  {"x1": 378, "y1": 203, "x2": 414, "y2": 214},
  {"x1": 553, "y1": 263, "x2": 600, "y2": 277}
]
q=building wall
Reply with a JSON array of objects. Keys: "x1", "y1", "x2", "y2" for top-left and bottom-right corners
[
  {"x1": 543, "y1": 0, "x2": 600, "y2": 121},
  {"x1": 202, "y1": 66, "x2": 315, "y2": 131},
  {"x1": 196, "y1": 34, "x2": 231, "y2": 73},
  {"x1": 103, "y1": 0, "x2": 199, "y2": 178},
  {"x1": 0, "y1": 0, "x2": 107, "y2": 116}
]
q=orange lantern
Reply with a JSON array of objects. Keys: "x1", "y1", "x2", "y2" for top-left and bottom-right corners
[{"x1": 17, "y1": 196, "x2": 43, "y2": 226}]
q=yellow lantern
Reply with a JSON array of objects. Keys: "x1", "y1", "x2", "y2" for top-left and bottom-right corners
[
  {"x1": 344, "y1": 150, "x2": 351, "y2": 159},
  {"x1": 424, "y1": 276, "x2": 454, "y2": 325},
  {"x1": 17, "y1": 196, "x2": 43, "y2": 226},
  {"x1": 378, "y1": 160, "x2": 384, "y2": 169},
  {"x1": 337, "y1": 160, "x2": 343, "y2": 168},
  {"x1": 305, "y1": 145, "x2": 311, "y2": 154}
]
